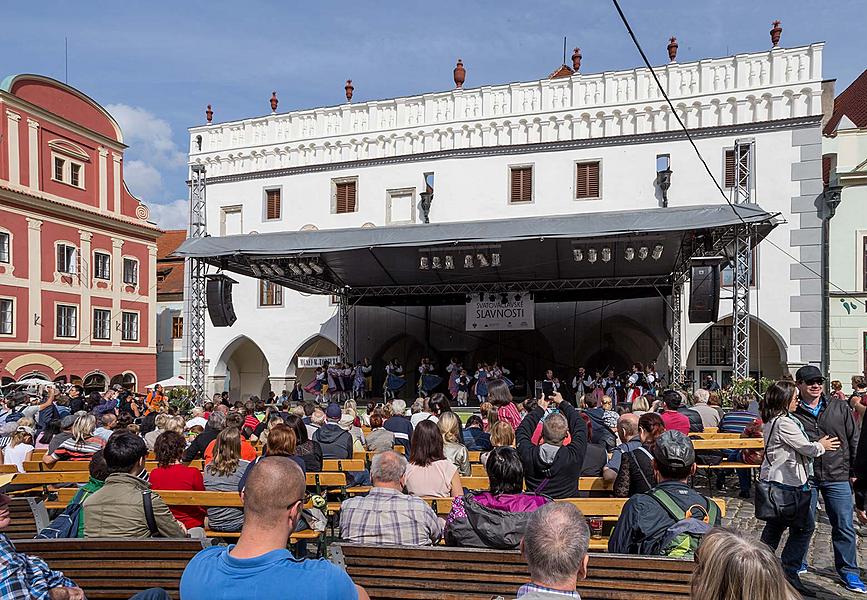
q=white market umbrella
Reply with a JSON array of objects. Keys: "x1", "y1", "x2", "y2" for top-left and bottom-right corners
[
  {"x1": 145, "y1": 375, "x2": 189, "y2": 389},
  {"x1": 6, "y1": 377, "x2": 52, "y2": 388}
]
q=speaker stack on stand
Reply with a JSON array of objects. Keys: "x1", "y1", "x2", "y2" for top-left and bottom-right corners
[{"x1": 206, "y1": 274, "x2": 238, "y2": 327}]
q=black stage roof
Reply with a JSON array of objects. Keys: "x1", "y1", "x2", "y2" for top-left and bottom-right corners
[{"x1": 175, "y1": 204, "x2": 779, "y2": 305}]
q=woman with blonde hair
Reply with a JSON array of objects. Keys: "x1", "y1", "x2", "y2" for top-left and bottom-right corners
[
  {"x1": 691, "y1": 528, "x2": 800, "y2": 600},
  {"x1": 439, "y1": 411, "x2": 470, "y2": 476},
  {"x1": 630, "y1": 395, "x2": 649, "y2": 417},
  {"x1": 480, "y1": 421, "x2": 515, "y2": 465},
  {"x1": 3, "y1": 425, "x2": 34, "y2": 472},
  {"x1": 204, "y1": 427, "x2": 250, "y2": 532},
  {"x1": 43, "y1": 413, "x2": 104, "y2": 464}
]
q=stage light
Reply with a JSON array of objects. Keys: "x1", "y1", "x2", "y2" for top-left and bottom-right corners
[
  {"x1": 601, "y1": 248, "x2": 611, "y2": 263},
  {"x1": 288, "y1": 263, "x2": 303, "y2": 276},
  {"x1": 419, "y1": 256, "x2": 429, "y2": 270},
  {"x1": 588, "y1": 248, "x2": 597, "y2": 263},
  {"x1": 625, "y1": 247, "x2": 635, "y2": 261},
  {"x1": 299, "y1": 262, "x2": 313, "y2": 275},
  {"x1": 500, "y1": 293, "x2": 508, "y2": 305},
  {"x1": 465, "y1": 295, "x2": 472, "y2": 303},
  {"x1": 573, "y1": 248, "x2": 583, "y2": 262},
  {"x1": 514, "y1": 293, "x2": 522, "y2": 302},
  {"x1": 464, "y1": 254, "x2": 474, "y2": 269},
  {"x1": 444, "y1": 255, "x2": 455, "y2": 270},
  {"x1": 652, "y1": 244, "x2": 664, "y2": 260},
  {"x1": 310, "y1": 262, "x2": 324, "y2": 275},
  {"x1": 489, "y1": 294, "x2": 496, "y2": 302},
  {"x1": 432, "y1": 256, "x2": 442, "y2": 270},
  {"x1": 271, "y1": 264, "x2": 285, "y2": 277},
  {"x1": 477, "y1": 253, "x2": 489, "y2": 268},
  {"x1": 479, "y1": 293, "x2": 485, "y2": 302},
  {"x1": 638, "y1": 246, "x2": 649, "y2": 260},
  {"x1": 249, "y1": 263, "x2": 262, "y2": 277},
  {"x1": 491, "y1": 253, "x2": 501, "y2": 267}
]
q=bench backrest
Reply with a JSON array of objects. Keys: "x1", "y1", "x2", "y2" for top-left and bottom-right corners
[
  {"x1": 23, "y1": 460, "x2": 205, "y2": 473},
  {"x1": 332, "y1": 543, "x2": 694, "y2": 599},
  {"x1": 13, "y1": 538, "x2": 205, "y2": 600},
  {"x1": 321, "y1": 458, "x2": 365, "y2": 472},
  {"x1": 3, "y1": 497, "x2": 43, "y2": 539},
  {"x1": 422, "y1": 496, "x2": 727, "y2": 517}
]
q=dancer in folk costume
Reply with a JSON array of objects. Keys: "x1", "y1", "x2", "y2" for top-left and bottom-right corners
[
  {"x1": 384, "y1": 358, "x2": 406, "y2": 401},
  {"x1": 602, "y1": 369, "x2": 619, "y2": 404},
  {"x1": 592, "y1": 371, "x2": 605, "y2": 402},
  {"x1": 571, "y1": 367, "x2": 592, "y2": 400},
  {"x1": 304, "y1": 366, "x2": 327, "y2": 400},
  {"x1": 417, "y1": 358, "x2": 442, "y2": 397},
  {"x1": 340, "y1": 363, "x2": 354, "y2": 401},
  {"x1": 360, "y1": 358, "x2": 374, "y2": 400},
  {"x1": 454, "y1": 368, "x2": 471, "y2": 407},
  {"x1": 446, "y1": 357, "x2": 461, "y2": 400},
  {"x1": 491, "y1": 362, "x2": 514, "y2": 389},
  {"x1": 626, "y1": 362, "x2": 648, "y2": 404},
  {"x1": 326, "y1": 363, "x2": 342, "y2": 402},
  {"x1": 352, "y1": 361, "x2": 366, "y2": 400},
  {"x1": 474, "y1": 363, "x2": 490, "y2": 403}
]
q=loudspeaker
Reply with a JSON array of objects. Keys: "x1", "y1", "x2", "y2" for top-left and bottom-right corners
[
  {"x1": 688, "y1": 264, "x2": 720, "y2": 323},
  {"x1": 206, "y1": 275, "x2": 238, "y2": 327}
]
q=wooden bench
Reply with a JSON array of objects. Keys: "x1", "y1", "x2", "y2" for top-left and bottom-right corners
[
  {"x1": 691, "y1": 438, "x2": 763, "y2": 451},
  {"x1": 24, "y1": 460, "x2": 205, "y2": 473},
  {"x1": 13, "y1": 538, "x2": 206, "y2": 599},
  {"x1": 332, "y1": 543, "x2": 696, "y2": 599},
  {"x1": 3, "y1": 497, "x2": 48, "y2": 538},
  {"x1": 321, "y1": 458, "x2": 365, "y2": 472}
]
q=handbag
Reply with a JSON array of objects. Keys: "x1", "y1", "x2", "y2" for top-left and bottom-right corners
[{"x1": 754, "y1": 417, "x2": 812, "y2": 524}]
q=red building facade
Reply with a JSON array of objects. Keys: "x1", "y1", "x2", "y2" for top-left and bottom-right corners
[{"x1": 0, "y1": 74, "x2": 160, "y2": 392}]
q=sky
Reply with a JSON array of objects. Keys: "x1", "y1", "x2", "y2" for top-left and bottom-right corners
[{"x1": 1, "y1": 1, "x2": 863, "y2": 230}]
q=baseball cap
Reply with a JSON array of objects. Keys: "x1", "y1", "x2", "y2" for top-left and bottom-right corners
[
  {"x1": 325, "y1": 403, "x2": 342, "y2": 420},
  {"x1": 61, "y1": 415, "x2": 76, "y2": 429},
  {"x1": 795, "y1": 365, "x2": 824, "y2": 383},
  {"x1": 652, "y1": 430, "x2": 696, "y2": 469}
]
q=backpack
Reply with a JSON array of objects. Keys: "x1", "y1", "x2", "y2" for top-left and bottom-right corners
[
  {"x1": 646, "y1": 488, "x2": 718, "y2": 559},
  {"x1": 36, "y1": 489, "x2": 86, "y2": 539}
]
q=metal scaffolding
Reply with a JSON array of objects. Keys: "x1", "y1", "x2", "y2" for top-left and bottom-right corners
[
  {"x1": 185, "y1": 164, "x2": 207, "y2": 402},
  {"x1": 337, "y1": 293, "x2": 350, "y2": 363},
  {"x1": 670, "y1": 278, "x2": 683, "y2": 387},
  {"x1": 731, "y1": 139, "x2": 754, "y2": 380}
]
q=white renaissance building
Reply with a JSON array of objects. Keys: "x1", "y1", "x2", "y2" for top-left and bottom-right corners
[{"x1": 185, "y1": 38, "x2": 828, "y2": 402}]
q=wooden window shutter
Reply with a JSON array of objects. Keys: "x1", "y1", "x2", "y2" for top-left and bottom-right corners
[
  {"x1": 266, "y1": 189, "x2": 281, "y2": 220},
  {"x1": 724, "y1": 150, "x2": 735, "y2": 188},
  {"x1": 335, "y1": 181, "x2": 357, "y2": 213},
  {"x1": 576, "y1": 162, "x2": 600, "y2": 199},
  {"x1": 510, "y1": 167, "x2": 532, "y2": 203}
]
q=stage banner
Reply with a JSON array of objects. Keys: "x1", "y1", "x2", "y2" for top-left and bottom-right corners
[
  {"x1": 297, "y1": 356, "x2": 340, "y2": 368},
  {"x1": 466, "y1": 293, "x2": 535, "y2": 331}
]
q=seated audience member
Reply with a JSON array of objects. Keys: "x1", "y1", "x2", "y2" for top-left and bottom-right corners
[
  {"x1": 691, "y1": 389, "x2": 721, "y2": 429},
  {"x1": 307, "y1": 407, "x2": 326, "y2": 439},
  {"x1": 613, "y1": 413, "x2": 664, "y2": 497},
  {"x1": 46, "y1": 414, "x2": 75, "y2": 453},
  {"x1": 183, "y1": 410, "x2": 225, "y2": 462},
  {"x1": 676, "y1": 391, "x2": 704, "y2": 433},
  {"x1": 313, "y1": 403, "x2": 354, "y2": 459},
  {"x1": 602, "y1": 414, "x2": 641, "y2": 483},
  {"x1": 186, "y1": 406, "x2": 208, "y2": 430},
  {"x1": 204, "y1": 413, "x2": 257, "y2": 462},
  {"x1": 238, "y1": 424, "x2": 306, "y2": 490},
  {"x1": 439, "y1": 411, "x2": 471, "y2": 476},
  {"x1": 579, "y1": 413, "x2": 608, "y2": 477},
  {"x1": 285, "y1": 414, "x2": 323, "y2": 472},
  {"x1": 517, "y1": 502, "x2": 590, "y2": 599},
  {"x1": 658, "y1": 390, "x2": 693, "y2": 435},
  {"x1": 43, "y1": 413, "x2": 106, "y2": 464},
  {"x1": 56, "y1": 449, "x2": 109, "y2": 538},
  {"x1": 608, "y1": 430, "x2": 721, "y2": 555},
  {"x1": 631, "y1": 395, "x2": 650, "y2": 417},
  {"x1": 1, "y1": 478, "x2": 171, "y2": 599},
  {"x1": 3, "y1": 425, "x2": 34, "y2": 472},
  {"x1": 340, "y1": 451, "x2": 442, "y2": 546},
  {"x1": 143, "y1": 413, "x2": 169, "y2": 451},
  {"x1": 446, "y1": 447, "x2": 550, "y2": 549},
  {"x1": 691, "y1": 528, "x2": 800, "y2": 600},
  {"x1": 339, "y1": 411, "x2": 365, "y2": 453},
  {"x1": 83, "y1": 430, "x2": 186, "y2": 538},
  {"x1": 489, "y1": 379, "x2": 522, "y2": 431},
  {"x1": 181, "y1": 457, "x2": 369, "y2": 600},
  {"x1": 516, "y1": 392, "x2": 587, "y2": 499},
  {"x1": 364, "y1": 412, "x2": 395, "y2": 454},
  {"x1": 718, "y1": 393, "x2": 760, "y2": 434},
  {"x1": 404, "y1": 420, "x2": 463, "y2": 498},
  {"x1": 385, "y1": 399, "x2": 414, "y2": 455},
  {"x1": 93, "y1": 413, "x2": 117, "y2": 442},
  {"x1": 582, "y1": 394, "x2": 617, "y2": 451},
  {"x1": 149, "y1": 431, "x2": 207, "y2": 533},
  {"x1": 203, "y1": 427, "x2": 250, "y2": 532},
  {"x1": 480, "y1": 421, "x2": 515, "y2": 465},
  {"x1": 462, "y1": 414, "x2": 492, "y2": 451},
  {"x1": 600, "y1": 396, "x2": 620, "y2": 431},
  {"x1": 715, "y1": 394, "x2": 762, "y2": 498}
]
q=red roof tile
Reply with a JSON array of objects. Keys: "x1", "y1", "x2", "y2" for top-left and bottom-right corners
[
  {"x1": 157, "y1": 229, "x2": 187, "y2": 260},
  {"x1": 824, "y1": 69, "x2": 867, "y2": 136},
  {"x1": 157, "y1": 229, "x2": 186, "y2": 297}
]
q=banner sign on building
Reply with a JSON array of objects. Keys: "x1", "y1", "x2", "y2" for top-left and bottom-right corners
[
  {"x1": 297, "y1": 356, "x2": 340, "y2": 368},
  {"x1": 466, "y1": 293, "x2": 535, "y2": 331}
]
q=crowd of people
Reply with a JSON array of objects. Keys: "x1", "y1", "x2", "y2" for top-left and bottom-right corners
[{"x1": 0, "y1": 363, "x2": 864, "y2": 599}]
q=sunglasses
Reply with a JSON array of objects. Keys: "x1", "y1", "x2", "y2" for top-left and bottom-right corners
[{"x1": 802, "y1": 379, "x2": 824, "y2": 386}]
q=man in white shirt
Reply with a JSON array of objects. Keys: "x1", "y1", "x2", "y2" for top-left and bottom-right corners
[
  {"x1": 93, "y1": 413, "x2": 117, "y2": 442},
  {"x1": 185, "y1": 407, "x2": 208, "y2": 430},
  {"x1": 690, "y1": 389, "x2": 721, "y2": 429}
]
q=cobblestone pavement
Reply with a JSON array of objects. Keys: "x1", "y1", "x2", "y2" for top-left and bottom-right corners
[{"x1": 712, "y1": 478, "x2": 866, "y2": 599}]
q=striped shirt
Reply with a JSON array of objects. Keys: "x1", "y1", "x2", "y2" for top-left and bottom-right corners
[
  {"x1": 339, "y1": 486, "x2": 443, "y2": 546},
  {"x1": 50, "y1": 436, "x2": 105, "y2": 461},
  {"x1": 718, "y1": 410, "x2": 759, "y2": 434}
]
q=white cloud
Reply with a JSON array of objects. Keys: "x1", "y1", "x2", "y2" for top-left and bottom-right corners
[
  {"x1": 147, "y1": 199, "x2": 189, "y2": 231},
  {"x1": 123, "y1": 160, "x2": 163, "y2": 200},
  {"x1": 106, "y1": 103, "x2": 187, "y2": 168}
]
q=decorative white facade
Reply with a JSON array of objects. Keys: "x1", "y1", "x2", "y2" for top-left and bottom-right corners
[{"x1": 189, "y1": 44, "x2": 827, "y2": 400}]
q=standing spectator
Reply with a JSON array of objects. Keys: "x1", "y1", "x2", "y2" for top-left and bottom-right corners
[
  {"x1": 829, "y1": 380, "x2": 847, "y2": 402},
  {"x1": 183, "y1": 411, "x2": 225, "y2": 462},
  {"x1": 657, "y1": 390, "x2": 692, "y2": 435},
  {"x1": 516, "y1": 392, "x2": 587, "y2": 499},
  {"x1": 690, "y1": 389, "x2": 721, "y2": 429},
  {"x1": 43, "y1": 413, "x2": 105, "y2": 464},
  {"x1": 850, "y1": 375, "x2": 867, "y2": 424},
  {"x1": 203, "y1": 427, "x2": 251, "y2": 533},
  {"x1": 439, "y1": 412, "x2": 470, "y2": 476},
  {"x1": 340, "y1": 451, "x2": 442, "y2": 546},
  {"x1": 855, "y1": 386, "x2": 866, "y2": 524},
  {"x1": 313, "y1": 403, "x2": 354, "y2": 459},
  {"x1": 384, "y1": 398, "x2": 414, "y2": 455},
  {"x1": 603, "y1": 414, "x2": 641, "y2": 484},
  {"x1": 608, "y1": 431, "x2": 721, "y2": 555},
  {"x1": 364, "y1": 412, "x2": 395, "y2": 454},
  {"x1": 490, "y1": 379, "x2": 522, "y2": 431},
  {"x1": 790, "y1": 366, "x2": 864, "y2": 594},
  {"x1": 613, "y1": 413, "x2": 664, "y2": 497},
  {"x1": 704, "y1": 375, "x2": 720, "y2": 392},
  {"x1": 462, "y1": 415, "x2": 492, "y2": 451},
  {"x1": 285, "y1": 414, "x2": 322, "y2": 472},
  {"x1": 517, "y1": 502, "x2": 590, "y2": 599},
  {"x1": 181, "y1": 457, "x2": 368, "y2": 600},
  {"x1": 404, "y1": 420, "x2": 463, "y2": 498},
  {"x1": 83, "y1": 431, "x2": 186, "y2": 538},
  {"x1": 150, "y1": 431, "x2": 207, "y2": 534}
]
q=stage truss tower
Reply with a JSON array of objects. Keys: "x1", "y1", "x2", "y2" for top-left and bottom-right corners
[
  {"x1": 731, "y1": 139, "x2": 754, "y2": 380},
  {"x1": 185, "y1": 164, "x2": 208, "y2": 402}
]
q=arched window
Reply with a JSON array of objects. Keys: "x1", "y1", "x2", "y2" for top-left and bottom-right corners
[
  {"x1": 83, "y1": 372, "x2": 107, "y2": 394},
  {"x1": 110, "y1": 373, "x2": 137, "y2": 391}
]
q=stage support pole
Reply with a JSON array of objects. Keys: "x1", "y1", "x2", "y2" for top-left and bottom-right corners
[
  {"x1": 184, "y1": 164, "x2": 207, "y2": 403},
  {"x1": 731, "y1": 138, "x2": 754, "y2": 381},
  {"x1": 338, "y1": 293, "x2": 350, "y2": 363},
  {"x1": 670, "y1": 279, "x2": 683, "y2": 387}
]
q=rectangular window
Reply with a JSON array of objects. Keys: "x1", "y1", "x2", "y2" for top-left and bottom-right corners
[
  {"x1": 259, "y1": 280, "x2": 283, "y2": 306},
  {"x1": 53, "y1": 157, "x2": 65, "y2": 182},
  {"x1": 121, "y1": 312, "x2": 138, "y2": 341},
  {"x1": 575, "y1": 161, "x2": 600, "y2": 199},
  {"x1": 265, "y1": 189, "x2": 281, "y2": 220},
  {"x1": 93, "y1": 252, "x2": 111, "y2": 280},
  {"x1": 0, "y1": 232, "x2": 9, "y2": 263},
  {"x1": 220, "y1": 206, "x2": 243, "y2": 236},
  {"x1": 70, "y1": 163, "x2": 81, "y2": 187},
  {"x1": 56, "y1": 304, "x2": 77, "y2": 338},
  {"x1": 171, "y1": 316, "x2": 183, "y2": 339},
  {"x1": 386, "y1": 189, "x2": 415, "y2": 224},
  {"x1": 696, "y1": 325, "x2": 733, "y2": 366},
  {"x1": 0, "y1": 299, "x2": 12, "y2": 335},
  {"x1": 334, "y1": 180, "x2": 357, "y2": 214},
  {"x1": 509, "y1": 166, "x2": 533, "y2": 203},
  {"x1": 56, "y1": 244, "x2": 77, "y2": 274},
  {"x1": 93, "y1": 309, "x2": 111, "y2": 340},
  {"x1": 720, "y1": 250, "x2": 758, "y2": 287},
  {"x1": 122, "y1": 258, "x2": 138, "y2": 285}
]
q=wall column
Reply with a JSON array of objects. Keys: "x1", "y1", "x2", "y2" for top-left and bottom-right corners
[
  {"x1": 111, "y1": 153, "x2": 122, "y2": 215},
  {"x1": 147, "y1": 244, "x2": 157, "y2": 352},
  {"x1": 26, "y1": 218, "x2": 42, "y2": 343},
  {"x1": 111, "y1": 238, "x2": 124, "y2": 346},
  {"x1": 6, "y1": 111, "x2": 20, "y2": 186},
  {"x1": 27, "y1": 119, "x2": 39, "y2": 191},
  {"x1": 98, "y1": 147, "x2": 108, "y2": 212},
  {"x1": 78, "y1": 230, "x2": 92, "y2": 348}
]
